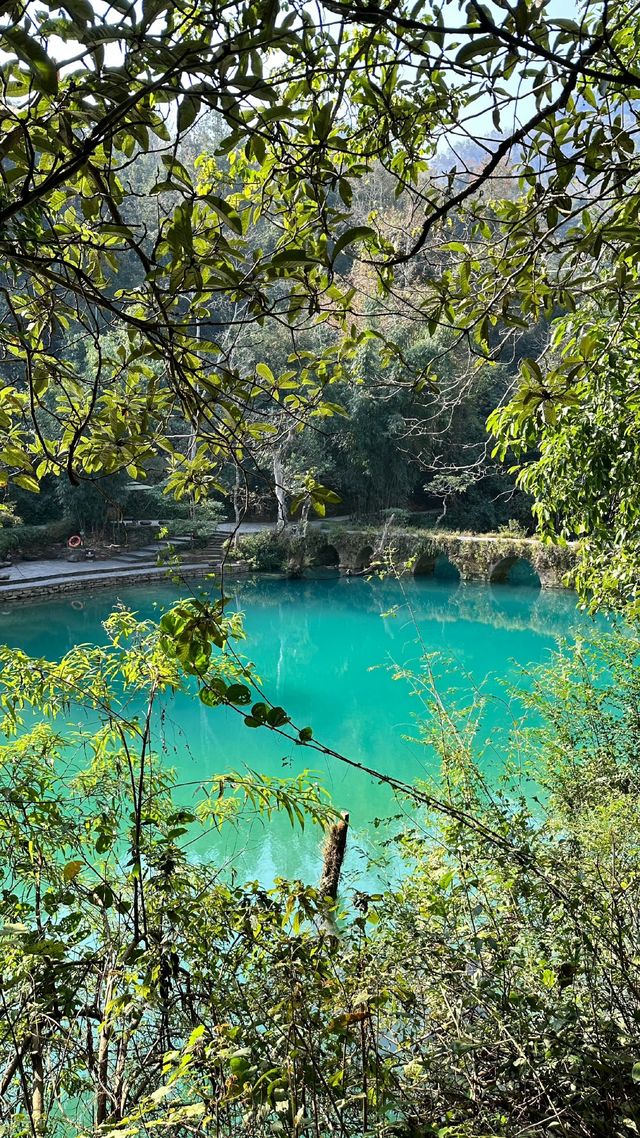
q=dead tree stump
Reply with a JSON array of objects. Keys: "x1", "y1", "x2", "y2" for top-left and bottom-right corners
[{"x1": 318, "y1": 811, "x2": 349, "y2": 900}]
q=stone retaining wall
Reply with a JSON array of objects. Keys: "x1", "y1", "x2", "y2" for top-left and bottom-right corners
[{"x1": 0, "y1": 565, "x2": 208, "y2": 605}]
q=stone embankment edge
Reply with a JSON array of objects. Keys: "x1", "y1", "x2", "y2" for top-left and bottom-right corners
[{"x1": 0, "y1": 564, "x2": 243, "y2": 605}]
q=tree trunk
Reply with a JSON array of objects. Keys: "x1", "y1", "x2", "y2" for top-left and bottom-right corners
[
  {"x1": 96, "y1": 973, "x2": 115, "y2": 1126},
  {"x1": 232, "y1": 464, "x2": 244, "y2": 547},
  {"x1": 273, "y1": 450, "x2": 288, "y2": 532},
  {"x1": 300, "y1": 496, "x2": 311, "y2": 538},
  {"x1": 30, "y1": 1030, "x2": 44, "y2": 1131},
  {"x1": 374, "y1": 513, "x2": 395, "y2": 562}
]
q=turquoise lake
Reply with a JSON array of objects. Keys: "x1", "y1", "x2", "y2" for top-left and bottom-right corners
[{"x1": 0, "y1": 574, "x2": 603, "y2": 890}]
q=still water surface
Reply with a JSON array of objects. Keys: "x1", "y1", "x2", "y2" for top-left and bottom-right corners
[{"x1": 0, "y1": 575, "x2": 603, "y2": 888}]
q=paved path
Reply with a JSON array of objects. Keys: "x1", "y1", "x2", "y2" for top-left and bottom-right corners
[
  {"x1": 217, "y1": 517, "x2": 352, "y2": 535},
  {"x1": 1, "y1": 557, "x2": 133, "y2": 583},
  {"x1": 0, "y1": 539, "x2": 214, "y2": 600},
  {"x1": 217, "y1": 522, "x2": 270, "y2": 534}
]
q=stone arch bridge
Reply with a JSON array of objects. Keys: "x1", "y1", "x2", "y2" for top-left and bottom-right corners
[{"x1": 303, "y1": 528, "x2": 575, "y2": 589}]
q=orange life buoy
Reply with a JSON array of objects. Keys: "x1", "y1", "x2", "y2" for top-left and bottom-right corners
[{"x1": 67, "y1": 534, "x2": 82, "y2": 548}]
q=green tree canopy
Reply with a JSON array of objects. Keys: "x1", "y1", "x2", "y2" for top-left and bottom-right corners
[{"x1": 2, "y1": 0, "x2": 640, "y2": 599}]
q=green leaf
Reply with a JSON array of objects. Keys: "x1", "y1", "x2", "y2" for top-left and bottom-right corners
[
  {"x1": 270, "y1": 249, "x2": 317, "y2": 268},
  {"x1": 12, "y1": 474, "x2": 40, "y2": 493},
  {"x1": 553, "y1": 17, "x2": 582, "y2": 30},
  {"x1": 226, "y1": 683, "x2": 252, "y2": 705},
  {"x1": 61, "y1": 0, "x2": 93, "y2": 26},
  {"x1": 256, "y1": 362, "x2": 275, "y2": 384},
  {"x1": 266, "y1": 706, "x2": 289, "y2": 727},
  {"x1": 92, "y1": 883, "x2": 114, "y2": 909},
  {"x1": 177, "y1": 94, "x2": 200, "y2": 133},
  {"x1": 2, "y1": 27, "x2": 59, "y2": 94},
  {"x1": 204, "y1": 194, "x2": 243, "y2": 234},
  {"x1": 455, "y1": 35, "x2": 500, "y2": 65},
  {"x1": 199, "y1": 680, "x2": 227, "y2": 707},
  {"x1": 314, "y1": 101, "x2": 333, "y2": 141},
  {"x1": 332, "y1": 226, "x2": 376, "y2": 263}
]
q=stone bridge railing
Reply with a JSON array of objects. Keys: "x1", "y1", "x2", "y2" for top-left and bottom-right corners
[{"x1": 302, "y1": 528, "x2": 576, "y2": 589}]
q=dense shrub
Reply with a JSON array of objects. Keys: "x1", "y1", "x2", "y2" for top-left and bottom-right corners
[
  {"x1": 497, "y1": 517, "x2": 529, "y2": 538},
  {"x1": 9, "y1": 477, "x2": 64, "y2": 526},
  {"x1": 162, "y1": 518, "x2": 220, "y2": 543},
  {"x1": 381, "y1": 507, "x2": 412, "y2": 526},
  {"x1": 405, "y1": 510, "x2": 440, "y2": 527},
  {"x1": 125, "y1": 484, "x2": 227, "y2": 523},
  {"x1": 125, "y1": 483, "x2": 199, "y2": 521},
  {"x1": 0, "y1": 520, "x2": 73, "y2": 560},
  {"x1": 366, "y1": 632, "x2": 640, "y2": 1138},
  {"x1": 439, "y1": 482, "x2": 534, "y2": 533},
  {"x1": 0, "y1": 609, "x2": 638, "y2": 1137},
  {"x1": 55, "y1": 473, "x2": 129, "y2": 531},
  {"x1": 236, "y1": 530, "x2": 288, "y2": 570}
]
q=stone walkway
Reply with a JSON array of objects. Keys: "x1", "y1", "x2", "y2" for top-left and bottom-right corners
[
  {"x1": 0, "y1": 537, "x2": 216, "y2": 601},
  {"x1": 2, "y1": 556, "x2": 140, "y2": 583},
  {"x1": 0, "y1": 557, "x2": 213, "y2": 603}
]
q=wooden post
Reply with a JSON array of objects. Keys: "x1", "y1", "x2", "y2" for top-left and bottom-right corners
[{"x1": 318, "y1": 811, "x2": 349, "y2": 900}]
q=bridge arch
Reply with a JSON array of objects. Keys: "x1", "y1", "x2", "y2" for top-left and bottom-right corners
[
  {"x1": 413, "y1": 549, "x2": 461, "y2": 582},
  {"x1": 355, "y1": 544, "x2": 374, "y2": 571},
  {"x1": 413, "y1": 549, "x2": 436, "y2": 575},
  {"x1": 313, "y1": 542, "x2": 340, "y2": 568},
  {"x1": 433, "y1": 553, "x2": 461, "y2": 583},
  {"x1": 490, "y1": 555, "x2": 541, "y2": 587}
]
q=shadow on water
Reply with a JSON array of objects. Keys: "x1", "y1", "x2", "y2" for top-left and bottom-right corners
[{"x1": 0, "y1": 575, "x2": 603, "y2": 887}]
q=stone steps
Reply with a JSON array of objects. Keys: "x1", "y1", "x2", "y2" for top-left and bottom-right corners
[{"x1": 180, "y1": 535, "x2": 229, "y2": 565}]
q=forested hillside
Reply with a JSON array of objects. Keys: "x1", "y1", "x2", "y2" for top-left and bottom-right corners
[{"x1": 1, "y1": 118, "x2": 540, "y2": 537}]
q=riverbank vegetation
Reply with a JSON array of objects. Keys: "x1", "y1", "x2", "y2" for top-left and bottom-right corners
[
  {"x1": 2, "y1": 0, "x2": 640, "y2": 1131},
  {"x1": 1, "y1": 602, "x2": 639, "y2": 1137}
]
